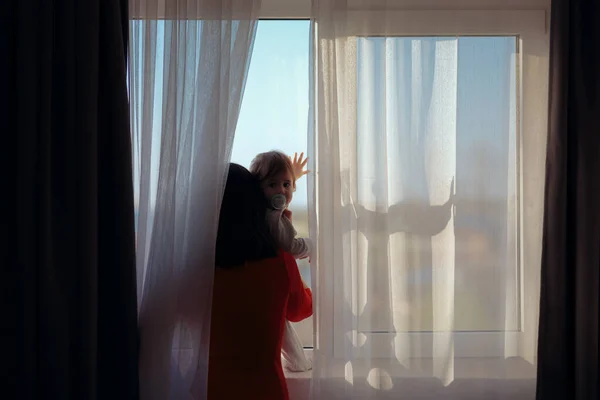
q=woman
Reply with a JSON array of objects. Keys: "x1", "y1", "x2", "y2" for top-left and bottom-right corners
[{"x1": 208, "y1": 163, "x2": 313, "y2": 400}]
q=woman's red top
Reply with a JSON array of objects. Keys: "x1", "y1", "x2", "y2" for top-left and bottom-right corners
[{"x1": 208, "y1": 250, "x2": 312, "y2": 400}]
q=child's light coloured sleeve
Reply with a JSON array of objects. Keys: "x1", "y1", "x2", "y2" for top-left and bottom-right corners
[
  {"x1": 265, "y1": 209, "x2": 312, "y2": 259},
  {"x1": 265, "y1": 209, "x2": 295, "y2": 250},
  {"x1": 289, "y1": 237, "x2": 312, "y2": 260}
]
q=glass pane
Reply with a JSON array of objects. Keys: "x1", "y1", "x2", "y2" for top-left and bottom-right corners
[
  {"x1": 355, "y1": 36, "x2": 519, "y2": 332},
  {"x1": 231, "y1": 20, "x2": 311, "y2": 287},
  {"x1": 231, "y1": 20, "x2": 312, "y2": 347}
]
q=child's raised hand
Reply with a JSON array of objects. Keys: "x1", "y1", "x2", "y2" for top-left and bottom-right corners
[{"x1": 290, "y1": 152, "x2": 309, "y2": 180}]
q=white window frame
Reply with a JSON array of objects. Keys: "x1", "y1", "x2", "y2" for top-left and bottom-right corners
[
  {"x1": 130, "y1": 0, "x2": 549, "y2": 360},
  {"x1": 311, "y1": 9, "x2": 549, "y2": 359}
]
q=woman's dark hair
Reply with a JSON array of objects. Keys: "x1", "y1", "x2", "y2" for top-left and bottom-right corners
[{"x1": 215, "y1": 163, "x2": 277, "y2": 267}]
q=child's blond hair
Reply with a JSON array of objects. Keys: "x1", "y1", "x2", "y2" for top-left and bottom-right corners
[{"x1": 250, "y1": 150, "x2": 296, "y2": 189}]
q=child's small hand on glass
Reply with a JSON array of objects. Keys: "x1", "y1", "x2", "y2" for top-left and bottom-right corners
[{"x1": 290, "y1": 152, "x2": 309, "y2": 180}]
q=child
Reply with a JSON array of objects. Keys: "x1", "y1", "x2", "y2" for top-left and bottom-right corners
[{"x1": 250, "y1": 150, "x2": 313, "y2": 372}]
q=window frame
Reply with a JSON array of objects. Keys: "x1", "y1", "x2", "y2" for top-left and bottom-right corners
[
  {"x1": 129, "y1": 1, "x2": 549, "y2": 360},
  {"x1": 311, "y1": 8, "x2": 549, "y2": 359}
]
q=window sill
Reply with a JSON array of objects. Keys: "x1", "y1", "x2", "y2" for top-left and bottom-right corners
[
  {"x1": 283, "y1": 348, "x2": 314, "y2": 379},
  {"x1": 284, "y1": 350, "x2": 536, "y2": 399}
]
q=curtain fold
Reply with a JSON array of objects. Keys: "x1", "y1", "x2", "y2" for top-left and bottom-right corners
[
  {"x1": 4, "y1": 0, "x2": 138, "y2": 399},
  {"x1": 536, "y1": 0, "x2": 600, "y2": 399},
  {"x1": 310, "y1": 1, "x2": 547, "y2": 398},
  {"x1": 128, "y1": 1, "x2": 261, "y2": 398}
]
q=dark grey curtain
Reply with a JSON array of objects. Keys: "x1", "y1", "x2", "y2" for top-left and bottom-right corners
[
  {"x1": 536, "y1": 0, "x2": 600, "y2": 399},
  {"x1": 2, "y1": 1, "x2": 138, "y2": 399}
]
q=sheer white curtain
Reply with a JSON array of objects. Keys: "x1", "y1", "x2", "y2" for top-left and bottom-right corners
[
  {"x1": 309, "y1": 1, "x2": 548, "y2": 398},
  {"x1": 128, "y1": 1, "x2": 260, "y2": 399}
]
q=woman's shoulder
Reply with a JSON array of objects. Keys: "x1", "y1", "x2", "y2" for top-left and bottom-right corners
[
  {"x1": 279, "y1": 250, "x2": 300, "y2": 278},
  {"x1": 214, "y1": 252, "x2": 293, "y2": 286},
  {"x1": 217, "y1": 252, "x2": 285, "y2": 270},
  {"x1": 213, "y1": 254, "x2": 289, "y2": 293},
  {"x1": 279, "y1": 249, "x2": 295, "y2": 262},
  {"x1": 254, "y1": 250, "x2": 296, "y2": 277}
]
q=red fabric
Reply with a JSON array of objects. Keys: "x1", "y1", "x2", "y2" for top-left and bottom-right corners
[{"x1": 208, "y1": 250, "x2": 312, "y2": 400}]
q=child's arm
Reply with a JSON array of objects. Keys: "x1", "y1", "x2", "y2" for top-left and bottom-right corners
[
  {"x1": 289, "y1": 237, "x2": 312, "y2": 260},
  {"x1": 266, "y1": 209, "x2": 296, "y2": 252},
  {"x1": 266, "y1": 209, "x2": 312, "y2": 259},
  {"x1": 280, "y1": 213, "x2": 312, "y2": 259}
]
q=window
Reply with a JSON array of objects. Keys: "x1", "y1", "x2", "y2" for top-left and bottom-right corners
[
  {"x1": 234, "y1": 11, "x2": 548, "y2": 356},
  {"x1": 131, "y1": 4, "x2": 549, "y2": 359},
  {"x1": 319, "y1": 10, "x2": 548, "y2": 358},
  {"x1": 354, "y1": 35, "x2": 519, "y2": 333},
  {"x1": 230, "y1": 20, "x2": 314, "y2": 347}
]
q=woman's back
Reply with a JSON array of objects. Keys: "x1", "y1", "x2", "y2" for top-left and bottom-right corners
[
  {"x1": 208, "y1": 164, "x2": 312, "y2": 399},
  {"x1": 208, "y1": 250, "x2": 311, "y2": 400}
]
